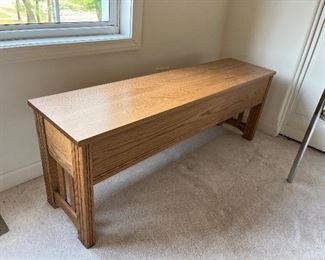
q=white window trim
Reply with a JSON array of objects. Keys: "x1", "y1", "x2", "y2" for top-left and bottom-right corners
[{"x1": 0, "y1": 0, "x2": 143, "y2": 64}]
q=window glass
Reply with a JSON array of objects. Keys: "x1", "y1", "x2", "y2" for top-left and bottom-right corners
[{"x1": 0, "y1": 0, "x2": 110, "y2": 25}]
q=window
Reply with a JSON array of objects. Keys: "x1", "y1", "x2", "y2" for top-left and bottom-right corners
[
  {"x1": 0, "y1": 0, "x2": 119, "y2": 40},
  {"x1": 0, "y1": 0, "x2": 143, "y2": 63}
]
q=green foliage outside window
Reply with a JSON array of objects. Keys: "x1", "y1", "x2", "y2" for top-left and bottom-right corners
[
  {"x1": 0, "y1": 0, "x2": 104, "y2": 24},
  {"x1": 62, "y1": 0, "x2": 102, "y2": 19}
]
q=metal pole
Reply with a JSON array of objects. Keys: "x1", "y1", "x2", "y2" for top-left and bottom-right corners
[{"x1": 287, "y1": 89, "x2": 325, "y2": 183}]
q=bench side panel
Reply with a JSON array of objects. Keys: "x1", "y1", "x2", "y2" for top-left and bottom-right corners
[
  {"x1": 91, "y1": 77, "x2": 270, "y2": 183},
  {"x1": 45, "y1": 119, "x2": 73, "y2": 174}
]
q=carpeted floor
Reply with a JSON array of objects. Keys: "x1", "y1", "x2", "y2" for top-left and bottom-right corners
[{"x1": 0, "y1": 128, "x2": 324, "y2": 260}]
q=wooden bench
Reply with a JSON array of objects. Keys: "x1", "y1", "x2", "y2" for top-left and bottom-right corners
[{"x1": 28, "y1": 58, "x2": 275, "y2": 248}]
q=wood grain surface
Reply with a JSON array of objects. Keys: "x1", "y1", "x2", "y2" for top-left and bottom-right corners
[
  {"x1": 72, "y1": 144, "x2": 95, "y2": 248},
  {"x1": 29, "y1": 58, "x2": 275, "y2": 249},
  {"x1": 92, "y1": 77, "x2": 270, "y2": 183},
  {"x1": 44, "y1": 119, "x2": 73, "y2": 174},
  {"x1": 28, "y1": 58, "x2": 275, "y2": 144},
  {"x1": 34, "y1": 112, "x2": 59, "y2": 208}
]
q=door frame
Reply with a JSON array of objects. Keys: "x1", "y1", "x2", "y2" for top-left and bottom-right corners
[{"x1": 278, "y1": 0, "x2": 325, "y2": 133}]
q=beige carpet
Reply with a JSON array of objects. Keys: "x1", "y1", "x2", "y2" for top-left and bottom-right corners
[{"x1": 0, "y1": 128, "x2": 324, "y2": 260}]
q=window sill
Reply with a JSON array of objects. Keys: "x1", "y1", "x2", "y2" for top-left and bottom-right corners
[{"x1": 0, "y1": 34, "x2": 140, "y2": 64}]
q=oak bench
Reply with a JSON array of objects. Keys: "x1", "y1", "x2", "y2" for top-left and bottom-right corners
[{"x1": 28, "y1": 58, "x2": 275, "y2": 248}]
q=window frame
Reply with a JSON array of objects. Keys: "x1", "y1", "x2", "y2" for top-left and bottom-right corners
[
  {"x1": 0, "y1": 0, "x2": 143, "y2": 64},
  {"x1": 0, "y1": 0, "x2": 120, "y2": 41}
]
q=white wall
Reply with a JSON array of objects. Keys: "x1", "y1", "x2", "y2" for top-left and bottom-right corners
[
  {"x1": 221, "y1": 0, "x2": 319, "y2": 135},
  {"x1": 0, "y1": 0, "x2": 228, "y2": 192}
]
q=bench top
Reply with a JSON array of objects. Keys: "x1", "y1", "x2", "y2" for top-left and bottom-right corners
[{"x1": 28, "y1": 58, "x2": 275, "y2": 144}]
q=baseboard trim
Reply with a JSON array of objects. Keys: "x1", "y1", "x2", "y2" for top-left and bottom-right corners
[
  {"x1": 0, "y1": 162, "x2": 43, "y2": 193},
  {"x1": 281, "y1": 121, "x2": 325, "y2": 152},
  {"x1": 257, "y1": 120, "x2": 280, "y2": 136}
]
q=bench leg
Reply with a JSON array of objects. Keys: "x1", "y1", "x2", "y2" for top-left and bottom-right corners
[
  {"x1": 222, "y1": 77, "x2": 273, "y2": 140},
  {"x1": 243, "y1": 104, "x2": 263, "y2": 140},
  {"x1": 72, "y1": 143, "x2": 95, "y2": 248},
  {"x1": 35, "y1": 112, "x2": 58, "y2": 208}
]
